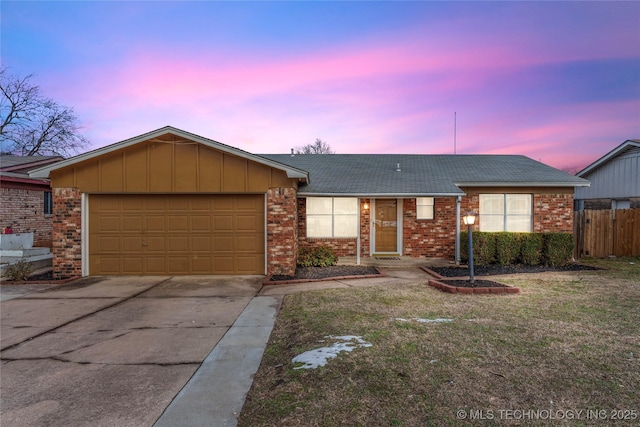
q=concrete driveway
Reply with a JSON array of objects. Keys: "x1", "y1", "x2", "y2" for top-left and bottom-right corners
[{"x1": 0, "y1": 275, "x2": 273, "y2": 426}]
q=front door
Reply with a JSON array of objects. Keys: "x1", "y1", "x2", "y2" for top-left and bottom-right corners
[{"x1": 374, "y1": 199, "x2": 398, "y2": 253}]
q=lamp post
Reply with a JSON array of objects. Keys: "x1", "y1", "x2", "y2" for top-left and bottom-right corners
[{"x1": 463, "y1": 211, "x2": 478, "y2": 285}]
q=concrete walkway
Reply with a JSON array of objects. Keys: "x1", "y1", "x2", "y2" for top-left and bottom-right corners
[
  {"x1": 153, "y1": 266, "x2": 435, "y2": 427},
  {"x1": 154, "y1": 296, "x2": 282, "y2": 427}
]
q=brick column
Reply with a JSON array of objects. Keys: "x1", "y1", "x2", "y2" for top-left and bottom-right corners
[
  {"x1": 52, "y1": 188, "x2": 82, "y2": 278},
  {"x1": 266, "y1": 187, "x2": 298, "y2": 276}
]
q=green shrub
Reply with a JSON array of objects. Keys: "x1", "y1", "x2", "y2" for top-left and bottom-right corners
[
  {"x1": 543, "y1": 233, "x2": 574, "y2": 266},
  {"x1": 2, "y1": 258, "x2": 33, "y2": 281},
  {"x1": 495, "y1": 232, "x2": 520, "y2": 266},
  {"x1": 519, "y1": 233, "x2": 543, "y2": 265},
  {"x1": 460, "y1": 231, "x2": 496, "y2": 266},
  {"x1": 297, "y1": 246, "x2": 338, "y2": 267}
]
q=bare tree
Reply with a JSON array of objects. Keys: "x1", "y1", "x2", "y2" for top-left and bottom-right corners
[
  {"x1": 1, "y1": 67, "x2": 89, "y2": 156},
  {"x1": 295, "y1": 138, "x2": 334, "y2": 154}
]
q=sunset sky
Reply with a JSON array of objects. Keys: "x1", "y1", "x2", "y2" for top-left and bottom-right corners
[{"x1": 2, "y1": 1, "x2": 639, "y2": 171}]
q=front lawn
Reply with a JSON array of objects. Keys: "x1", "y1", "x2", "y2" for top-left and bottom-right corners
[{"x1": 239, "y1": 257, "x2": 639, "y2": 426}]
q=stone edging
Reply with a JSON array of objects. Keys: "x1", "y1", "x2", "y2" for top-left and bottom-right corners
[
  {"x1": 263, "y1": 272, "x2": 385, "y2": 286},
  {"x1": 421, "y1": 267, "x2": 520, "y2": 295}
]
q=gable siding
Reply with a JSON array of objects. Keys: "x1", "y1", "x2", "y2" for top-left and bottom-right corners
[
  {"x1": 575, "y1": 146, "x2": 640, "y2": 200},
  {"x1": 49, "y1": 135, "x2": 294, "y2": 193}
]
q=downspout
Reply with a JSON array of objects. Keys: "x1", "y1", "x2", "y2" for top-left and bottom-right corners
[
  {"x1": 357, "y1": 198, "x2": 361, "y2": 265},
  {"x1": 455, "y1": 195, "x2": 461, "y2": 265}
]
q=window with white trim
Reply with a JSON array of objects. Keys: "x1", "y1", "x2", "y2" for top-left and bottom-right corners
[
  {"x1": 479, "y1": 194, "x2": 532, "y2": 232},
  {"x1": 416, "y1": 197, "x2": 434, "y2": 219},
  {"x1": 306, "y1": 197, "x2": 358, "y2": 238}
]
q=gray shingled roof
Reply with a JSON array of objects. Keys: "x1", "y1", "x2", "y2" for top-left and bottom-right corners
[{"x1": 260, "y1": 154, "x2": 589, "y2": 196}]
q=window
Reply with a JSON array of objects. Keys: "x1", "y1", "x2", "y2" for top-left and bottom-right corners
[
  {"x1": 306, "y1": 197, "x2": 358, "y2": 238},
  {"x1": 44, "y1": 192, "x2": 53, "y2": 215},
  {"x1": 479, "y1": 194, "x2": 532, "y2": 232},
  {"x1": 416, "y1": 197, "x2": 434, "y2": 219}
]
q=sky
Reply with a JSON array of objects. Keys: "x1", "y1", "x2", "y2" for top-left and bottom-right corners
[{"x1": 2, "y1": 1, "x2": 639, "y2": 171}]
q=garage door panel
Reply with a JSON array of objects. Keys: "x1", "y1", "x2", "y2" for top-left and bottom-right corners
[
  {"x1": 168, "y1": 257, "x2": 189, "y2": 273},
  {"x1": 192, "y1": 236, "x2": 211, "y2": 251},
  {"x1": 145, "y1": 257, "x2": 166, "y2": 274},
  {"x1": 145, "y1": 216, "x2": 166, "y2": 232},
  {"x1": 96, "y1": 257, "x2": 121, "y2": 274},
  {"x1": 90, "y1": 194, "x2": 264, "y2": 275},
  {"x1": 214, "y1": 216, "x2": 233, "y2": 231},
  {"x1": 123, "y1": 257, "x2": 144, "y2": 273},
  {"x1": 237, "y1": 257, "x2": 258, "y2": 273},
  {"x1": 145, "y1": 236, "x2": 165, "y2": 252},
  {"x1": 122, "y1": 216, "x2": 143, "y2": 231},
  {"x1": 213, "y1": 197, "x2": 233, "y2": 210},
  {"x1": 237, "y1": 215, "x2": 259, "y2": 231},
  {"x1": 191, "y1": 257, "x2": 212, "y2": 273},
  {"x1": 237, "y1": 236, "x2": 258, "y2": 251},
  {"x1": 168, "y1": 236, "x2": 189, "y2": 251},
  {"x1": 191, "y1": 216, "x2": 211, "y2": 231},
  {"x1": 99, "y1": 216, "x2": 120, "y2": 232},
  {"x1": 122, "y1": 236, "x2": 143, "y2": 252},
  {"x1": 121, "y1": 198, "x2": 143, "y2": 211},
  {"x1": 94, "y1": 236, "x2": 120, "y2": 252},
  {"x1": 169, "y1": 215, "x2": 189, "y2": 232},
  {"x1": 213, "y1": 236, "x2": 234, "y2": 251}
]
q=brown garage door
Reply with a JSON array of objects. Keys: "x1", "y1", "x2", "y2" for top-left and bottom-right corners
[{"x1": 89, "y1": 194, "x2": 265, "y2": 275}]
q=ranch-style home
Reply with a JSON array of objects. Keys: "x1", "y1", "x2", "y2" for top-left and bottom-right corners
[{"x1": 29, "y1": 126, "x2": 589, "y2": 279}]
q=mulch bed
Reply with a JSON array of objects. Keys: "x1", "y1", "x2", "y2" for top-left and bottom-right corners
[
  {"x1": 266, "y1": 265, "x2": 383, "y2": 284},
  {"x1": 429, "y1": 263, "x2": 601, "y2": 278},
  {"x1": 0, "y1": 270, "x2": 79, "y2": 285}
]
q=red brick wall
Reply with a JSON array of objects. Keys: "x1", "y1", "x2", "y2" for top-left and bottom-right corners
[
  {"x1": 0, "y1": 187, "x2": 53, "y2": 247},
  {"x1": 52, "y1": 188, "x2": 82, "y2": 279},
  {"x1": 533, "y1": 193, "x2": 574, "y2": 233},
  {"x1": 266, "y1": 187, "x2": 298, "y2": 276},
  {"x1": 403, "y1": 197, "x2": 458, "y2": 259}
]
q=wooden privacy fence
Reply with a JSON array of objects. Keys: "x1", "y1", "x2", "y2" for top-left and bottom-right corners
[{"x1": 574, "y1": 208, "x2": 640, "y2": 258}]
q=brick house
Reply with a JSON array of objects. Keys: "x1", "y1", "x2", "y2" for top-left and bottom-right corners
[
  {"x1": 29, "y1": 127, "x2": 589, "y2": 279},
  {"x1": 1, "y1": 155, "x2": 64, "y2": 247}
]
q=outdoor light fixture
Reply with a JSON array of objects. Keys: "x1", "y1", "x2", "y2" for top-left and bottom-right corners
[
  {"x1": 463, "y1": 211, "x2": 478, "y2": 285},
  {"x1": 364, "y1": 202, "x2": 369, "y2": 210},
  {"x1": 462, "y1": 211, "x2": 477, "y2": 226}
]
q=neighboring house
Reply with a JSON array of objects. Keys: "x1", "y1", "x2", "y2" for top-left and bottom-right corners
[
  {"x1": 29, "y1": 127, "x2": 589, "y2": 279},
  {"x1": 1, "y1": 155, "x2": 64, "y2": 247},
  {"x1": 574, "y1": 140, "x2": 640, "y2": 210}
]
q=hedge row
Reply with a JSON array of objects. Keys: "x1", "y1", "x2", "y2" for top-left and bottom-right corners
[{"x1": 460, "y1": 232, "x2": 574, "y2": 266}]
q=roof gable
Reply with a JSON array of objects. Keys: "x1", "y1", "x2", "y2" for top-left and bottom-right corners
[
  {"x1": 577, "y1": 140, "x2": 640, "y2": 177},
  {"x1": 29, "y1": 126, "x2": 308, "y2": 181}
]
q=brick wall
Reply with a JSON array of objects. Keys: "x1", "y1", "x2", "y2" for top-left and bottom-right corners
[
  {"x1": 403, "y1": 197, "x2": 458, "y2": 259},
  {"x1": 0, "y1": 187, "x2": 53, "y2": 247},
  {"x1": 266, "y1": 187, "x2": 298, "y2": 276},
  {"x1": 52, "y1": 188, "x2": 82, "y2": 279},
  {"x1": 533, "y1": 193, "x2": 574, "y2": 233}
]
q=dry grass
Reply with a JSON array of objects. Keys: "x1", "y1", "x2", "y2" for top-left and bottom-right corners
[{"x1": 238, "y1": 257, "x2": 640, "y2": 426}]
